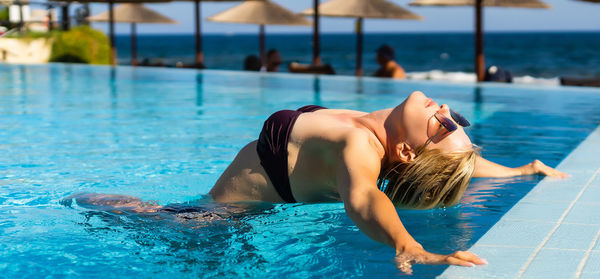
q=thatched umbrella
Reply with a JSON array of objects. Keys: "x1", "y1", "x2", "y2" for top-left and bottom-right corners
[
  {"x1": 575, "y1": 0, "x2": 600, "y2": 3},
  {"x1": 88, "y1": 3, "x2": 177, "y2": 66},
  {"x1": 302, "y1": 0, "x2": 423, "y2": 76},
  {"x1": 409, "y1": 0, "x2": 551, "y2": 82},
  {"x1": 208, "y1": 0, "x2": 311, "y2": 64}
]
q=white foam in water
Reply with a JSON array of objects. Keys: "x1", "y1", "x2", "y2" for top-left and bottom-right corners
[
  {"x1": 407, "y1": 70, "x2": 477, "y2": 83},
  {"x1": 512, "y1": 75, "x2": 561, "y2": 86},
  {"x1": 406, "y1": 70, "x2": 561, "y2": 86}
]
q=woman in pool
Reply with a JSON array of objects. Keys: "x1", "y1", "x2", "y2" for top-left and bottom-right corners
[{"x1": 70, "y1": 91, "x2": 566, "y2": 269}]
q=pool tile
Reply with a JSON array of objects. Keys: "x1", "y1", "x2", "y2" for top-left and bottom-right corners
[
  {"x1": 501, "y1": 201, "x2": 570, "y2": 223},
  {"x1": 588, "y1": 172, "x2": 600, "y2": 188},
  {"x1": 580, "y1": 272, "x2": 600, "y2": 279},
  {"x1": 544, "y1": 224, "x2": 600, "y2": 250},
  {"x1": 558, "y1": 156, "x2": 600, "y2": 172},
  {"x1": 475, "y1": 220, "x2": 555, "y2": 247},
  {"x1": 578, "y1": 180, "x2": 600, "y2": 204},
  {"x1": 438, "y1": 246, "x2": 534, "y2": 279},
  {"x1": 580, "y1": 251, "x2": 600, "y2": 279},
  {"x1": 520, "y1": 248, "x2": 585, "y2": 279},
  {"x1": 443, "y1": 126, "x2": 600, "y2": 279},
  {"x1": 520, "y1": 181, "x2": 582, "y2": 204},
  {"x1": 519, "y1": 169, "x2": 597, "y2": 203},
  {"x1": 563, "y1": 203, "x2": 600, "y2": 225}
]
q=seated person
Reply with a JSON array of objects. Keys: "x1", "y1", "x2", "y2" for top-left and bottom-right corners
[
  {"x1": 243, "y1": 55, "x2": 262, "y2": 71},
  {"x1": 264, "y1": 49, "x2": 282, "y2": 72},
  {"x1": 288, "y1": 61, "x2": 335, "y2": 75},
  {"x1": 484, "y1": 65, "x2": 512, "y2": 83},
  {"x1": 374, "y1": 44, "x2": 406, "y2": 79}
]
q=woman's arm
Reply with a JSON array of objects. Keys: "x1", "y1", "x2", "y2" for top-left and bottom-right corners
[
  {"x1": 474, "y1": 156, "x2": 569, "y2": 178},
  {"x1": 338, "y1": 133, "x2": 486, "y2": 271}
]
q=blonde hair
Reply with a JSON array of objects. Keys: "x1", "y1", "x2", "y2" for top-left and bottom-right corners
[{"x1": 377, "y1": 146, "x2": 479, "y2": 209}]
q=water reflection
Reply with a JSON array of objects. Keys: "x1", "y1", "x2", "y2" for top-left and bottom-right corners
[
  {"x1": 196, "y1": 73, "x2": 204, "y2": 115},
  {"x1": 463, "y1": 176, "x2": 540, "y2": 207},
  {"x1": 355, "y1": 78, "x2": 364, "y2": 94},
  {"x1": 74, "y1": 200, "x2": 276, "y2": 276},
  {"x1": 313, "y1": 76, "x2": 321, "y2": 104},
  {"x1": 110, "y1": 67, "x2": 117, "y2": 107}
]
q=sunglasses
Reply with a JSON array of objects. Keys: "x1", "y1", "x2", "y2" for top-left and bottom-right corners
[{"x1": 423, "y1": 110, "x2": 470, "y2": 148}]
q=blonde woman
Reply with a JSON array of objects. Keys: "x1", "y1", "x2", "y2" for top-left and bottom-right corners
[{"x1": 68, "y1": 91, "x2": 566, "y2": 270}]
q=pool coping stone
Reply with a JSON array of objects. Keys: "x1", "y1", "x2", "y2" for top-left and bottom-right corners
[{"x1": 438, "y1": 125, "x2": 600, "y2": 279}]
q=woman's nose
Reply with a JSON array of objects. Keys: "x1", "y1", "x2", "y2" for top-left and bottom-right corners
[{"x1": 439, "y1": 104, "x2": 450, "y2": 113}]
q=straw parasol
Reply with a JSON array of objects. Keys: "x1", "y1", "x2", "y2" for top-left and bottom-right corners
[
  {"x1": 208, "y1": 0, "x2": 311, "y2": 64},
  {"x1": 409, "y1": 0, "x2": 551, "y2": 82},
  {"x1": 575, "y1": 0, "x2": 600, "y2": 3},
  {"x1": 88, "y1": 3, "x2": 177, "y2": 66},
  {"x1": 302, "y1": 0, "x2": 423, "y2": 76}
]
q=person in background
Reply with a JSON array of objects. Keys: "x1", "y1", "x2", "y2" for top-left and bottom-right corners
[
  {"x1": 483, "y1": 65, "x2": 513, "y2": 83},
  {"x1": 243, "y1": 55, "x2": 262, "y2": 71},
  {"x1": 374, "y1": 44, "x2": 406, "y2": 79},
  {"x1": 265, "y1": 49, "x2": 282, "y2": 72}
]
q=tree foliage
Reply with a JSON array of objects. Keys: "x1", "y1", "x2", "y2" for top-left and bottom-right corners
[{"x1": 49, "y1": 25, "x2": 110, "y2": 64}]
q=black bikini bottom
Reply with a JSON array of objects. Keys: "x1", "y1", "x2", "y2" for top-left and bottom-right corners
[{"x1": 256, "y1": 105, "x2": 327, "y2": 203}]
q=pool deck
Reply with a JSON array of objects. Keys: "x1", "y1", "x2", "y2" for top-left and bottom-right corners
[{"x1": 440, "y1": 125, "x2": 600, "y2": 279}]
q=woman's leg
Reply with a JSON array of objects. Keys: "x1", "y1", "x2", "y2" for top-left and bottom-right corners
[{"x1": 63, "y1": 192, "x2": 163, "y2": 213}]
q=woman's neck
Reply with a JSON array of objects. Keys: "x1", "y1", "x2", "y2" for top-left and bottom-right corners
[{"x1": 354, "y1": 108, "x2": 394, "y2": 162}]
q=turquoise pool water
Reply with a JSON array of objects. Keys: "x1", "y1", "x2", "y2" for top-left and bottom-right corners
[{"x1": 1, "y1": 64, "x2": 600, "y2": 278}]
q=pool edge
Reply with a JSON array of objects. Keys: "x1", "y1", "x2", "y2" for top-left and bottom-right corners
[{"x1": 438, "y1": 124, "x2": 600, "y2": 279}]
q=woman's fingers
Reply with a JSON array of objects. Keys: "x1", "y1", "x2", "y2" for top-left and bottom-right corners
[
  {"x1": 533, "y1": 160, "x2": 570, "y2": 178},
  {"x1": 446, "y1": 256, "x2": 475, "y2": 267},
  {"x1": 447, "y1": 251, "x2": 487, "y2": 266}
]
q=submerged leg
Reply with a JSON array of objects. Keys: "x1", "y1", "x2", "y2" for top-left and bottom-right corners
[{"x1": 62, "y1": 192, "x2": 163, "y2": 213}]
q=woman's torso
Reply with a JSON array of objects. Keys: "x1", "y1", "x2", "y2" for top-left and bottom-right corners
[{"x1": 209, "y1": 108, "x2": 380, "y2": 203}]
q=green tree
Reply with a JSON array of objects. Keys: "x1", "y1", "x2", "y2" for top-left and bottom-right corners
[
  {"x1": 49, "y1": 25, "x2": 110, "y2": 64},
  {"x1": 0, "y1": 7, "x2": 9, "y2": 23}
]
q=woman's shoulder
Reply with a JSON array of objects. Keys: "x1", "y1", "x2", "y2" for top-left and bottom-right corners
[
  {"x1": 294, "y1": 111, "x2": 370, "y2": 141},
  {"x1": 314, "y1": 108, "x2": 368, "y2": 116}
]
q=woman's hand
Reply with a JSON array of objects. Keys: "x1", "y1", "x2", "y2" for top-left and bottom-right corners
[
  {"x1": 519, "y1": 159, "x2": 569, "y2": 178},
  {"x1": 394, "y1": 244, "x2": 487, "y2": 275}
]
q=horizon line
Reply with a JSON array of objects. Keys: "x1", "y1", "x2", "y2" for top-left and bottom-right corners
[{"x1": 110, "y1": 29, "x2": 600, "y2": 36}]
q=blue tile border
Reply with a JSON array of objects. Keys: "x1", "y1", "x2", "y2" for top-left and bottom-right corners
[{"x1": 439, "y1": 125, "x2": 600, "y2": 279}]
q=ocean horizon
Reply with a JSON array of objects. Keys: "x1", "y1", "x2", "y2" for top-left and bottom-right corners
[{"x1": 112, "y1": 31, "x2": 600, "y2": 86}]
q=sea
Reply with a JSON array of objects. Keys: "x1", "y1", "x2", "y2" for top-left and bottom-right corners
[{"x1": 114, "y1": 32, "x2": 600, "y2": 86}]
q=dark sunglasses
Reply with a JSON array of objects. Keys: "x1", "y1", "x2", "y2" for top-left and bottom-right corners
[{"x1": 423, "y1": 110, "x2": 470, "y2": 148}]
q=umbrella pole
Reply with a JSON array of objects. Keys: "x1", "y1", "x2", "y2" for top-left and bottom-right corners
[
  {"x1": 18, "y1": 1, "x2": 23, "y2": 33},
  {"x1": 194, "y1": 0, "x2": 204, "y2": 68},
  {"x1": 109, "y1": 1, "x2": 116, "y2": 66},
  {"x1": 61, "y1": 3, "x2": 70, "y2": 31},
  {"x1": 312, "y1": 0, "x2": 320, "y2": 65},
  {"x1": 47, "y1": 5, "x2": 53, "y2": 31},
  {"x1": 356, "y1": 17, "x2": 363, "y2": 77},
  {"x1": 259, "y1": 24, "x2": 265, "y2": 66},
  {"x1": 475, "y1": 0, "x2": 485, "y2": 82},
  {"x1": 131, "y1": 23, "x2": 137, "y2": 66}
]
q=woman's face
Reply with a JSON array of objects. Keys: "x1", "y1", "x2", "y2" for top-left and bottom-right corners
[{"x1": 397, "y1": 91, "x2": 472, "y2": 153}]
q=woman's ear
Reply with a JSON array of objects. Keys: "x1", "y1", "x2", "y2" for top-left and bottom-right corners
[{"x1": 395, "y1": 142, "x2": 416, "y2": 163}]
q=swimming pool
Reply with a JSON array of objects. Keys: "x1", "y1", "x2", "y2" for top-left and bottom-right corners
[{"x1": 1, "y1": 64, "x2": 599, "y2": 278}]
